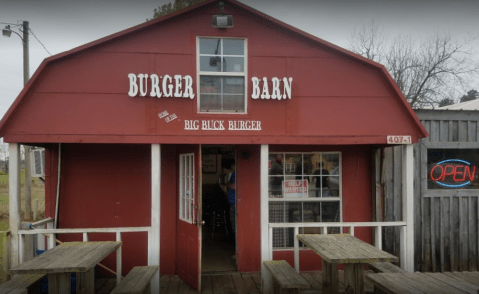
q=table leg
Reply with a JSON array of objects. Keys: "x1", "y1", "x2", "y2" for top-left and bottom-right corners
[
  {"x1": 77, "y1": 267, "x2": 95, "y2": 294},
  {"x1": 48, "y1": 273, "x2": 71, "y2": 294},
  {"x1": 344, "y1": 263, "x2": 364, "y2": 294},
  {"x1": 322, "y1": 260, "x2": 338, "y2": 294}
]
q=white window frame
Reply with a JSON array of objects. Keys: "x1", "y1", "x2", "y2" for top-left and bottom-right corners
[
  {"x1": 268, "y1": 151, "x2": 343, "y2": 249},
  {"x1": 179, "y1": 153, "x2": 195, "y2": 223},
  {"x1": 196, "y1": 37, "x2": 248, "y2": 114}
]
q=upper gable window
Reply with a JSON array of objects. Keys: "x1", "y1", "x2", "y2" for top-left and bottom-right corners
[{"x1": 198, "y1": 37, "x2": 246, "y2": 113}]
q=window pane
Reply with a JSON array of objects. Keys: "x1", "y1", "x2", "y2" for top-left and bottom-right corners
[
  {"x1": 269, "y1": 154, "x2": 284, "y2": 175},
  {"x1": 323, "y1": 153, "x2": 340, "y2": 172},
  {"x1": 223, "y1": 77, "x2": 245, "y2": 94},
  {"x1": 200, "y1": 76, "x2": 221, "y2": 93},
  {"x1": 223, "y1": 39, "x2": 244, "y2": 55},
  {"x1": 222, "y1": 95, "x2": 245, "y2": 112},
  {"x1": 306, "y1": 153, "x2": 322, "y2": 176},
  {"x1": 269, "y1": 178, "x2": 284, "y2": 197},
  {"x1": 223, "y1": 57, "x2": 244, "y2": 72},
  {"x1": 200, "y1": 56, "x2": 222, "y2": 72},
  {"x1": 285, "y1": 154, "x2": 302, "y2": 176},
  {"x1": 328, "y1": 175, "x2": 340, "y2": 196},
  {"x1": 200, "y1": 38, "x2": 221, "y2": 55},
  {"x1": 199, "y1": 94, "x2": 221, "y2": 112},
  {"x1": 321, "y1": 201, "x2": 340, "y2": 222}
]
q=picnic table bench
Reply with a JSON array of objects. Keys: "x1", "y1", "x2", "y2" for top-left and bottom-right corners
[
  {"x1": 366, "y1": 271, "x2": 479, "y2": 294},
  {"x1": 263, "y1": 260, "x2": 310, "y2": 294},
  {"x1": 367, "y1": 262, "x2": 406, "y2": 274},
  {"x1": 110, "y1": 265, "x2": 158, "y2": 294},
  {"x1": 0, "y1": 273, "x2": 45, "y2": 294}
]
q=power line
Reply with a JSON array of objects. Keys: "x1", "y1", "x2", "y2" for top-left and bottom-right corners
[
  {"x1": 0, "y1": 21, "x2": 21, "y2": 27},
  {"x1": 28, "y1": 28, "x2": 52, "y2": 56},
  {"x1": 2, "y1": 21, "x2": 52, "y2": 56}
]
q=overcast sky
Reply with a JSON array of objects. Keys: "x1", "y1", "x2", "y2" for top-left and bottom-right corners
[{"x1": 1, "y1": 0, "x2": 478, "y2": 119}]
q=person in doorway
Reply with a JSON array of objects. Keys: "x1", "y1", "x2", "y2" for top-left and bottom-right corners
[
  {"x1": 227, "y1": 171, "x2": 236, "y2": 232},
  {"x1": 227, "y1": 170, "x2": 236, "y2": 259}
]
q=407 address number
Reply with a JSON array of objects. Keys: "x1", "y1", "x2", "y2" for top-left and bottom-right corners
[{"x1": 387, "y1": 135, "x2": 412, "y2": 144}]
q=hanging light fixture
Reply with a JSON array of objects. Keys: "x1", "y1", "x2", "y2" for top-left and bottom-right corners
[
  {"x1": 2, "y1": 25, "x2": 12, "y2": 37},
  {"x1": 212, "y1": 2, "x2": 233, "y2": 28}
]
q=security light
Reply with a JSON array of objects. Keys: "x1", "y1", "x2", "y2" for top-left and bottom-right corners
[
  {"x1": 212, "y1": 2, "x2": 233, "y2": 28},
  {"x1": 2, "y1": 25, "x2": 12, "y2": 37}
]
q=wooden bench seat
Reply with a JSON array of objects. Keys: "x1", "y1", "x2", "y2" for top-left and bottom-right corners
[
  {"x1": 0, "y1": 273, "x2": 46, "y2": 294},
  {"x1": 264, "y1": 260, "x2": 310, "y2": 294},
  {"x1": 110, "y1": 265, "x2": 158, "y2": 294},
  {"x1": 368, "y1": 262, "x2": 407, "y2": 274}
]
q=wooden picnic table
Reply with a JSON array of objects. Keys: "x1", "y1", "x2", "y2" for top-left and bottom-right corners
[
  {"x1": 366, "y1": 271, "x2": 479, "y2": 294},
  {"x1": 296, "y1": 234, "x2": 398, "y2": 294},
  {"x1": 10, "y1": 241, "x2": 122, "y2": 294}
]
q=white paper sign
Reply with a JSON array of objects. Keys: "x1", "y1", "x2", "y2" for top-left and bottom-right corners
[{"x1": 283, "y1": 180, "x2": 308, "y2": 198}]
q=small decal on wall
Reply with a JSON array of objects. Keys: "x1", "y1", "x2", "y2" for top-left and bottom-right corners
[
  {"x1": 158, "y1": 110, "x2": 177, "y2": 123},
  {"x1": 165, "y1": 114, "x2": 177, "y2": 123},
  {"x1": 158, "y1": 110, "x2": 169, "y2": 119}
]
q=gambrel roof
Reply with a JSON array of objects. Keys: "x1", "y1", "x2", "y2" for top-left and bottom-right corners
[{"x1": 0, "y1": 0, "x2": 427, "y2": 144}]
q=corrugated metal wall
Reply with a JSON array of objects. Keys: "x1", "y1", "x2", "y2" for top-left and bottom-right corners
[{"x1": 381, "y1": 109, "x2": 479, "y2": 272}]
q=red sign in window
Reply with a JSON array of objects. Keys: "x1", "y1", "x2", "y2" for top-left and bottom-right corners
[
  {"x1": 430, "y1": 160, "x2": 476, "y2": 188},
  {"x1": 428, "y1": 149, "x2": 479, "y2": 189}
]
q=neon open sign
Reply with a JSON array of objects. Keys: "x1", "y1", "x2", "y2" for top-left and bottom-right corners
[{"x1": 430, "y1": 159, "x2": 477, "y2": 188}]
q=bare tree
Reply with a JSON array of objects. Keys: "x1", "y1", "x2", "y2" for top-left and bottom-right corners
[
  {"x1": 349, "y1": 22, "x2": 479, "y2": 108},
  {"x1": 147, "y1": 0, "x2": 205, "y2": 20},
  {"x1": 349, "y1": 20, "x2": 388, "y2": 62}
]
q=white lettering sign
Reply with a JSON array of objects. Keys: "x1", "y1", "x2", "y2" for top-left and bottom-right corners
[
  {"x1": 184, "y1": 120, "x2": 200, "y2": 130},
  {"x1": 251, "y1": 77, "x2": 293, "y2": 100},
  {"x1": 130, "y1": 74, "x2": 292, "y2": 101},
  {"x1": 184, "y1": 120, "x2": 262, "y2": 131},
  {"x1": 128, "y1": 73, "x2": 195, "y2": 99}
]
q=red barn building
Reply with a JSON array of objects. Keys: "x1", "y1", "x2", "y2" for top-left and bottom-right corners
[{"x1": 0, "y1": 0, "x2": 427, "y2": 292}]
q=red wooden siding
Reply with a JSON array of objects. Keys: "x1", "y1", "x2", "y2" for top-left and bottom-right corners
[
  {"x1": 236, "y1": 145, "x2": 261, "y2": 272},
  {"x1": 45, "y1": 144, "x2": 151, "y2": 274}
]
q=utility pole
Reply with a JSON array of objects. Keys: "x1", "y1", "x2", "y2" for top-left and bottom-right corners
[
  {"x1": 3, "y1": 21, "x2": 32, "y2": 219},
  {"x1": 22, "y1": 21, "x2": 32, "y2": 220}
]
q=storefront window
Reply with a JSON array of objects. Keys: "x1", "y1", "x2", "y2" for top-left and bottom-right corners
[
  {"x1": 428, "y1": 149, "x2": 479, "y2": 189},
  {"x1": 198, "y1": 38, "x2": 246, "y2": 113},
  {"x1": 268, "y1": 152, "x2": 341, "y2": 248}
]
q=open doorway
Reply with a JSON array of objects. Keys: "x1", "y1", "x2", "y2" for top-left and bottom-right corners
[{"x1": 201, "y1": 146, "x2": 236, "y2": 273}]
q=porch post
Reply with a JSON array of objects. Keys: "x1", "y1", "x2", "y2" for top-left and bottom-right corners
[
  {"x1": 260, "y1": 145, "x2": 272, "y2": 294},
  {"x1": 401, "y1": 144, "x2": 414, "y2": 272},
  {"x1": 9, "y1": 143, "x2": 21, "y2": 267},
  {"x1": 149, "y1": 144, "x2": 161, "y2": 293}
]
